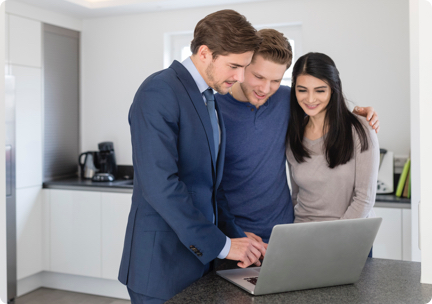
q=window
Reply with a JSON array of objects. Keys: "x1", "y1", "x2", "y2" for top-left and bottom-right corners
[{"x1": 164, "y1": 31, "x2": 193, "y2": 68}]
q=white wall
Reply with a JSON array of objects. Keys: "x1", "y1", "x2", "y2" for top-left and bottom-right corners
[
  {"x1": 413, "y1": 0, "x2": 432, "y2": 283},
  {"x1": 81, "y1": 0, "x2": 410, "y2": 164}
]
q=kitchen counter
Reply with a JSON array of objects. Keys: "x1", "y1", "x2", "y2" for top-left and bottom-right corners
[
  {"x1": 167, "y1": 259, "x2": 432, "y2": 304},
  {"x1": 43, "y1": 177, "x2": 411, "y2": 208},
  {"x1": 43, "y1": 177, "x2": 133, "y2": 193},
  {"x1": 375, "y1": 194, "x2": 411, "y2": 209}
]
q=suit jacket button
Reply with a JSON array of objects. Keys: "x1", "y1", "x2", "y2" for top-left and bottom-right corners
[
  {"x1": 189, "y1": 245, "x2": 195, "y2": 249},
  {"x1": 192, "y1": 248, "x2": 198, "y2": 252},
  {"x1": 197, "y1": 252, "x2": 202, "y2": 256}
]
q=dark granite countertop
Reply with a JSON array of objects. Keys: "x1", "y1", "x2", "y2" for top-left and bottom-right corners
[
  {"x1": 375, "y1": 194, "x2": 411, "y2": 209},
  {"x1": 167, "y1": 259, "x2": 432, "y2": 304},
  {"x1": 42, "y1": 177, "x2": 411, "y2": 209},
  {"x1": 43, "y1": 177, "x2": 133, "y2": 193},
  {"x1": 376, "y1": 194, "x2": 410, "y2": 203}
]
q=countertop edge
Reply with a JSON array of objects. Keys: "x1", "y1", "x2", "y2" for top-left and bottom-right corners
[
  {"x1": 43, "y1": 179, "x2": 411, "y2": 208},
  {"x1": 43, "y1": 184, "x2": 133, "y2": 194},
  {"x1": 374, "y1": 202, "x2": 411, "y2": 209}
]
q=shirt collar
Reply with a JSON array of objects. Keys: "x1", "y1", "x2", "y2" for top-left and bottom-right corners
[{"x1": 182, "y1": 57, "x2": 209, "y2": 94}]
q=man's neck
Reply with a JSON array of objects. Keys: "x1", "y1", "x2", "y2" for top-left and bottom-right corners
[
  {"x1": 230, "y1": 82, "x2": 248, "y2": 102},
  {"x1": 190, "y1": 55, "x2": 209, "y2": 87}
]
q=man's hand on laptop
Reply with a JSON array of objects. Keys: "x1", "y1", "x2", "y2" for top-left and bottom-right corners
[
  {"x1": 226, "y1": 238, "x2": 266, "y2": 268},
  {"x1": 245, "y1": 232, "x2": 268, "y2": 249},
  {"x1": 245, "y1": 232, "x2": 268, "y2": 260}
]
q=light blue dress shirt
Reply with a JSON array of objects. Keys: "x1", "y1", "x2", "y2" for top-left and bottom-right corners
[{"x1": 181, "y1": 57, "x2": 231, "y2": 259}]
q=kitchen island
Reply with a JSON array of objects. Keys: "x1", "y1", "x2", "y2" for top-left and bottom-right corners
[
  {"x1": 167, "y1": 259, "x2": 432, "y2": 304},
  {"x1": 39, "y1": 177, "x2": 414, "y2": 300}
]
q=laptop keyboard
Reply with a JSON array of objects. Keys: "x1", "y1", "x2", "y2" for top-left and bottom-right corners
[{"x1": 244, "y1": 277, "x2": 258, "y2": 285}]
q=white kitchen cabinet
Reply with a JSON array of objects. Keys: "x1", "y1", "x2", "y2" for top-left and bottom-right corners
[
  {"x1": 8, "y1": 14, "x2": 41, "y2": 68},
  {"x1": 402, "y1": 209, "x2": 412, "y2": 261},
  {"x1": 49, "y1": 189, "x2": 102, "y2": 277},
  {"x1": 373, "y1": 207, "x2": 404, "y2": 260},
  {"x1": 13, "y1": 65, "x2": 43, "y2": 189},
  {"x1": 5, "y1": 13, "x2": 9, "y2": 64},
  {"x1": 101, "y1": 192, "x2": 132, "y2": 280},
  {"x1": 16, "y1": 187, "x2": 43, "y2": 279}
]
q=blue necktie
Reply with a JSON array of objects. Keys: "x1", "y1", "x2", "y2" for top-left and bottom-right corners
[{"x1": 203, "y1": 89, "x2": 219, "y2": 161}]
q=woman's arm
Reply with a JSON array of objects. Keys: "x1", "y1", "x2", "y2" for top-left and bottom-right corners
[
  {"x1": 342, "y1": 119, "x2": 380, "y2": 219},
  {"x1": 287, "y1": 161, "x2": 299, "y2": 207}
]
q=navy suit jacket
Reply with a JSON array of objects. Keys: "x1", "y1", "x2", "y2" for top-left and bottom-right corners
[{"x1": 118, "y1": 61, "x2": 245, "y2": 300}]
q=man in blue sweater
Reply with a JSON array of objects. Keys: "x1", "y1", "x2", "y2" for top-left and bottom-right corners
[{"x1": 216, "y1": 29, "x2": 380, "y2": 243}]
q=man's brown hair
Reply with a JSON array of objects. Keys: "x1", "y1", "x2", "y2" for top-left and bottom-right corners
[
  {"x1": 253, "y1": 29, "x2": 293, "y2": 69},
  {"x1": 190, "y1": 10, "x2": 262, "y2": 59}
]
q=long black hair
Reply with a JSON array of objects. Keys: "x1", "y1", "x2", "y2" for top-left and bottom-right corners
[{"x1": 288, "y1": 52, "x2": 369, "y2": 168}]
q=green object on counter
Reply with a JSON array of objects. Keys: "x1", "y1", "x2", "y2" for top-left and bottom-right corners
[{"x1": 396, "y1": 158, "x2": 410, "y2": 197}]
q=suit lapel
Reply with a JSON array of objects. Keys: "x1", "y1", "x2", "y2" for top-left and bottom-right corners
[
  {"x1": 213, "y1": 99, "x2": 226, "y2": 225},
  {"x1": 170, "y1": 61, "x2": 217, "y2": 168}
]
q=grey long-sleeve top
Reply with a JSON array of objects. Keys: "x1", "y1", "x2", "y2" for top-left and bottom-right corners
[{"x1": 286, "y1": 115, "x2": 380, "y2": 223}]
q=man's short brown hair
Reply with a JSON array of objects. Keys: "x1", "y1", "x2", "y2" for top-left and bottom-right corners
[
  {"x1": 253, "y1": 29, "x2": 293, "y2": 69},
  {"x1": 190, "y1": 10, "x2": 262, "y2": 59}
]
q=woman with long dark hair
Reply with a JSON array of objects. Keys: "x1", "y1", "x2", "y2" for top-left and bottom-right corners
[{"x1": 286, "y1": 52, "x2": 379, "y2": 224}]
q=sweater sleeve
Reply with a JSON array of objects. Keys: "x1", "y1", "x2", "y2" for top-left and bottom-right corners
[
  {"x1": 287, "y1": 160, "x2": 299, "y2": 207},
  {"x1": 342, "y1": 118, "x2": 380, "y2": 219}
]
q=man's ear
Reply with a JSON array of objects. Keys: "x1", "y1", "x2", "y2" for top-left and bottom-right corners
[{"x1": 197, "y1": 45, "x2": 213, "y2": 63}]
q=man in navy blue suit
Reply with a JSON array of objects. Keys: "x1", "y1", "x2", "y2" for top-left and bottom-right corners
[{"x1": 118, "y1": 10, "x2": 266, "y2": 304}]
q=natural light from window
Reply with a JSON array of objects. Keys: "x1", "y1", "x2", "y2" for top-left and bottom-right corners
[{"x1": 181, "y1": 46, "x2": 192, "y2": 62}]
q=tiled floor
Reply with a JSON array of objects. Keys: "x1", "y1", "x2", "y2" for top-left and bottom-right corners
[{"x1": 15, "y1": 288, "x2": 131, "y2": 304}]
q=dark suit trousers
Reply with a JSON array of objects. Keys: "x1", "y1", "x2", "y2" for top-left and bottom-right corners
[
  {"x1": 127, "y1": 262, "x2": 211, "y2": 303},
  {"x1": 128, "y1": 288, "x2": 166, "y2": 304}
]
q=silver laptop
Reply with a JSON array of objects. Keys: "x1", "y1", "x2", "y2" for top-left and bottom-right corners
[{"x1": 217, "y1": 217, "x2": 382, "y2": 295}]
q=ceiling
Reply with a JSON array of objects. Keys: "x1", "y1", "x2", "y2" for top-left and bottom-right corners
[{"x1": 8, "y1": 0, "x2": 270, "y2": 19}]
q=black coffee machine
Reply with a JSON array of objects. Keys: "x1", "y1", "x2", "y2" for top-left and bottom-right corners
[{"x1": 92, "y1": 141, "x2": 118, "y2": 182}]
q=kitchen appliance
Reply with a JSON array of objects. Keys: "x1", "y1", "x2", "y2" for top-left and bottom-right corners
[
  {"x1": 78, "y1": 151, "x2": 99, "y2": 179},
  {"x1": 92, "y1": 142, "x2": 117, "y2": 182},
  {"x1": 377, "y1": 149, "x2": 394, "y2": 194}
]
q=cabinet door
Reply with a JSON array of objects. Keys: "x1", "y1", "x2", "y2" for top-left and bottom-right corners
[
  {"x1": 13, "y1": 65, "x2": 43, "y2": 189},
  {"x1": 101, "y1": 192, "x2": 132, "y2": 280},
  {"x1": 49, "y1": 189, "x2": 102, "y2": 277},
  {"x1": 373, "y1": 207, "x2": 402, "y2": 260},
  {"x1": 16, "y1": 187, "x2": 43, "y2": 279},
  {"x1": 402, "y1": 209, "x2": 412, "y2": 261},
  {"x1": 8, "y1": 14, "x2": 41, "y2": 67}
]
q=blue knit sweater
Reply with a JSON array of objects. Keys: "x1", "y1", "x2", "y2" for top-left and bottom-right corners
[{"x1": 216, "y1": 85, "x2": 294, "y2": 243}]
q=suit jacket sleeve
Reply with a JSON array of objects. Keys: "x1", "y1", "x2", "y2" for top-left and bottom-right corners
[{"x1": 129, "y1": 79, "x2": 227, "y2": 265}]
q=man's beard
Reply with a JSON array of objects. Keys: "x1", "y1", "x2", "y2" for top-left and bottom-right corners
[
  {"x1": 205, "y1": 62, "x2": 228, "y2": 94},
  {"x1": 239, "y1": 82, "x2": 270, "y2": 106}
]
